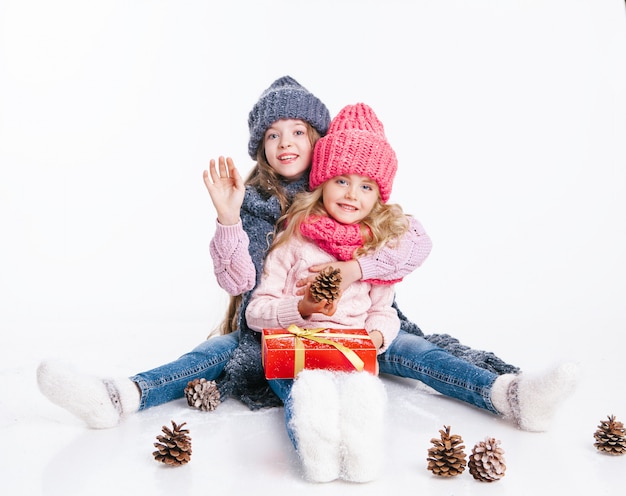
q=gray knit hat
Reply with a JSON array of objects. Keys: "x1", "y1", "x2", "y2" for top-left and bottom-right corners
[{"x1": 247, "y1": 76, "x2": 331, "y2": 159}]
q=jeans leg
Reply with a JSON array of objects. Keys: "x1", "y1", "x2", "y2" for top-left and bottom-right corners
[
  {"x1": 377, "y1": 330, "x2": 499, "y2": 413},
  {"x1": 269, "y1": 379, "x2": 296, "y2": 448},
  {"x1": 131, "y1": 331, "x2": 240, "y2": 411}
]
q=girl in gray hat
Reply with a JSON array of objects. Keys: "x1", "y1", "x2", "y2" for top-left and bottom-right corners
[{"x1": 36, "y1": 76, "x2": 436, "y2": 427}]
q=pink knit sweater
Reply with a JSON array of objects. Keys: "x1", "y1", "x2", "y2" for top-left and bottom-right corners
[
  {"x1": 210, "y1": 216, "x2": 432, "y2": 296},
  {"x1": 245, "y1": 235, "x2": 400, "y2": 354}
]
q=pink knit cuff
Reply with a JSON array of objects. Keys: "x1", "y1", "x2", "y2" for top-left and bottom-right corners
[
  {"x1": 276, "y1": 298, "x2": 307, "y2": 329},
  {"x1": 362, "y1": 277, "x2": 402, "y2": 286},
  {"x1": 213, "y1": 219, "x2": 245, "y2": 240}
]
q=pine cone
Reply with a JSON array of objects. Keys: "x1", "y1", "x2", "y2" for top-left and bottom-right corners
[
  {"x1": 152, "y1": 420, "x2": 192, "y2": 466},
  {"x1": 427, "y1": 425, "x2": 467, "y2": 477},
  {"x1": 184, "y1": 378, "x2": 220, "y2": 411},
  {"x1": 594, "y1": 415, "x2": 626, "y2": 455},
  {"x1": 468, "y1": 437, "x2": 506, "y2": 482},
  {"x1": 310, "y1": 266, "x2": 342, "y2": 302}
]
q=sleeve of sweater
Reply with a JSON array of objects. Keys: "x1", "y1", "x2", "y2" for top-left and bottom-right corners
[
  {"x1": 358, "y1": 216, "x2": 432, "y2": 282},
  {"x1": 245, "y1": 241, "x2": 311, "y2": 333},
  {"x1": 365, "y1": 284, "x2": 401, "y2": 354},
  {"x1": 209, "y1": 220, "x2": 256, "y2": 296}
]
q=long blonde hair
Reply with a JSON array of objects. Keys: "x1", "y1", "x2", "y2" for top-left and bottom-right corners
[
  {"x1": 217, "y1": 123, "x2": 322, "y2": 335},
  {"x1": 270, "y1": 181, "x2": 409, "y2": 259}
]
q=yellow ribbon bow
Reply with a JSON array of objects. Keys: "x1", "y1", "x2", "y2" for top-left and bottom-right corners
[{"x1": 265, "y1": 324, "x2": 367, "y2": 376}]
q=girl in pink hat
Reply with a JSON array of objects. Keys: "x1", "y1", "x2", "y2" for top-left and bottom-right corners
[
  {"x1": 245, "y1": 102, "x2": 408, "y2": 482},
  {"x1": 245, "y1": 102, "x2": 579, "y2": 483}
]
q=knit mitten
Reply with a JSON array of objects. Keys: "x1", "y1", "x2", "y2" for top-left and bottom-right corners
[
  {"x1": 288, "y1": 369, "x2": 341, "y2": 482},
  {"x1": 337, "y1": 371, "x2": 387, "y2": 482},
  {"x1": 491, "y1": 362, "x2": 579, "y2": 432},
  {"x1": 37, "y1": 360, "x2": 140, "y2": 429}
]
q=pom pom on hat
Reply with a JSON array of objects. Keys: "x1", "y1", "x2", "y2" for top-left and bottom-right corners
[
  {"x1": 247, "y1": 76, "x2": 331, "y2": 159},
  {"x1": 310, "y1": 103, "x2": 397, "y2": 202}
]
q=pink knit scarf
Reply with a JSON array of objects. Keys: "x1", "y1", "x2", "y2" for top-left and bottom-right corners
[
  {"x1": 300, "y1": 216, "x2": 365, "y2": 261},
  {"x1": 299, "y1": 216, "x2": 400, "y2": 285}
]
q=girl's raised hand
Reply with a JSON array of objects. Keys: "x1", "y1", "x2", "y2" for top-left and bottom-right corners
[{"x1": 202, "y1": 156, "x2": 245, "y2": 226}]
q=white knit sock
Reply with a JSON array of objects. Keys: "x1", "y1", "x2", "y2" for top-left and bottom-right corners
[
  {"x1": 338, "y1": 372, "x2": 387, "y2": 483},
  {"x1": 491, "y1": 362, "x2": 579, "y2": 432},
  {"x1": 37, "y1": 360, "x2": 140, "y2": 429},
  {"x1": 288, "y1": 369, "x2": 341, "y2": 483},
  {"x1": 490, "y1": 373, "x2": 516, "y2": 418}
]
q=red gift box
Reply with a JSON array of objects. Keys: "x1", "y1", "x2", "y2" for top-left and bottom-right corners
[{"x1": 262, "y1": 325, "x2": 377, "y2": 379}]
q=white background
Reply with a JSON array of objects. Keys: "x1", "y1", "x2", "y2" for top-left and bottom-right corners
[{"x1": 2, "y1": 1, "x2": 626, "y2": 494}]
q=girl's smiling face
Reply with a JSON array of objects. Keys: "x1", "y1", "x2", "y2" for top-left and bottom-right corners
[
  {"x1": 263, "y1": 119, "x2": 313, "y2": 181},
  {"x1": 321, "y1": 174, "x2": 380, "y2": 225}
]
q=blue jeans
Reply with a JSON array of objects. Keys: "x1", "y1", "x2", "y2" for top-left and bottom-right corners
[
  {"x1": 268, "y1": 379, "x2": 298, "y2": 447},
  {"x1": 377, "y1": 329, "x2": 499, "y2": 414},
  {"x1": 131, "y1": 331, "x2": 240, "y2": 410}
]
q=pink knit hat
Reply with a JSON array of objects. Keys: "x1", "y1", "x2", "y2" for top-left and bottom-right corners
[{"x1": 310, "y1": 103, "x2": 397, "y2": 202}]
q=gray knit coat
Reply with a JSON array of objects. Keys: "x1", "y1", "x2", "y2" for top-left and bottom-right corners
[{"x1": 215, "y1": 174, "x2": 519, "y2": 410}]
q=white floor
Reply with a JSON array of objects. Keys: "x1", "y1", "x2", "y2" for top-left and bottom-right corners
[
  {"x1": 2, "y1": 1, "x2": 626, "y2": 494},
  {"x1": 3, "y1": 318, "x2": 625, "y2": 496}
]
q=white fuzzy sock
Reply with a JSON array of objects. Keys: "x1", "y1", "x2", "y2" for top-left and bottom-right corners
[
  {"x1": 288, "y1": 369, "x2": 341, "y2": 483},
  {"x1": 491, "y1": 362, "x2": 580, "y2": 432},
  {"x1": 490, "y1": 373, "x2": 516, "y2": 418},
  {"x1": 37, "y1": 360, "x2": 140, "y2": 429},
  {"x1": 337, "y1": 372, "x2": 387, "y2": 483}
]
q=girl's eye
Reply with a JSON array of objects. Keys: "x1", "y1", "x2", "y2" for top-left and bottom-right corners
[
  {"x1": 294, "y1": 130, "x2": 305, "y2": 136},
  {"x1": 361, "y1": 184, "x2": 373, "y2": 191},
  {"x1": 266, "y1": 133, "x2": 278, "y2": 140},
  {"x1": 336, "y1": 178, "x2": 348, "y2": 186}
]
